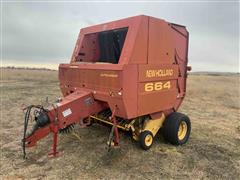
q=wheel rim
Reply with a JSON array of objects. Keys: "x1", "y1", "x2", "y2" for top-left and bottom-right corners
[
  {"x1": 178, "y1": 121, "x2": 187, "y2": 140},
  {"x1": 145, "y1": 134, "x2": 153, "y2": 146}
]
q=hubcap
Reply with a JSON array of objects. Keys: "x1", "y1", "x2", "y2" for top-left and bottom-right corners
[
  {"x1": 145, "y1": 134, "x2": 153, "y2": 146},
  {"x1": 178, "y1": 121, "x2": 187, "y2": 140}
]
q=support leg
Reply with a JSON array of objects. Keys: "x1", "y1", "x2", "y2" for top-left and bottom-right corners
[
  {"x1": 110, "y1": 107, "x2": 120, "y2": 147},
  {"x1": 48, "y1": 126, "x2": 60, "y2": 158},
  {"x1": 112, "y1": 116, "x2": 119, "y2": 146}
]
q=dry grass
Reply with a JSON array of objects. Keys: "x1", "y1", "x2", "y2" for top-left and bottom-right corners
[{"x1": 0, "y1": 69, "x2": 240, "y2": 179}]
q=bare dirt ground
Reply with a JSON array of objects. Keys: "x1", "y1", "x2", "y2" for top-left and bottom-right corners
[{"x1": 1, "y1": 69, "x2": 240, "y2": 179}]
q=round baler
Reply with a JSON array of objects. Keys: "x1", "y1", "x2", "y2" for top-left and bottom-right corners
[{"x1": 22, "y1": 15, "x2": 191, "y2": 157}]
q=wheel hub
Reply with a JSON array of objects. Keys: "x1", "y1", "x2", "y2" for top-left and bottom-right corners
[
  {"x1": 145, "y1": 134, "x2": 153, "y2": 146},
  {"x1": 178, "y1": 121, "x2": 187, "y2": 140}
]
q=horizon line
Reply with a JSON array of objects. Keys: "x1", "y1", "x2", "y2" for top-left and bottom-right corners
[{"x1": 1, "y1": 65, "x2": 239, "y2": 74}]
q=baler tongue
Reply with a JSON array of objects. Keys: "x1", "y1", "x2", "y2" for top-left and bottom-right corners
[{"x1": 22, "y1": 90, "x2": 103, "y2": 158}]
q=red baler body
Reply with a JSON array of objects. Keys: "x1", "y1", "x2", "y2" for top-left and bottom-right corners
[{"x1": 23, "y1": 15, "x2": 190, "y2": 156}]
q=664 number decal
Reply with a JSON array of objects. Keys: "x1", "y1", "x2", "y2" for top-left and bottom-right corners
[{"x1": 144, "y1": 81, "x2": 171, "y2": 92}]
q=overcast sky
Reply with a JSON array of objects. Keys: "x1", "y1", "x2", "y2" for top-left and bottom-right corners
[{"x1": 1, "y1": 1, "x2": 239, "y2": 72}]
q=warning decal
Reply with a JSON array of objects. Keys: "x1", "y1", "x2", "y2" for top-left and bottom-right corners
[{"x1": 62, "y1": 108, "x2": 72, "y2": 117}]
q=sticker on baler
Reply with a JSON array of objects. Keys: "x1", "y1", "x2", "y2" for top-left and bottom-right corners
[
  {"x1": 100, "y1": 73, "x2": 118, "y2": 78},
  {"x1": 62, "y1": 108, "x2": 72, "y2": 117}
]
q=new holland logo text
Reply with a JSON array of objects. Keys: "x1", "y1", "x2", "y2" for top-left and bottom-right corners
[{"x1": 146, "y1": 69, "x2": 173, "y2": 78}]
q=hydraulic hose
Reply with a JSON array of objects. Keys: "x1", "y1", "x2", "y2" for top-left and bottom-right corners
[{"x1": 22, "y1": 105, "x2": 47, "y2": 159}]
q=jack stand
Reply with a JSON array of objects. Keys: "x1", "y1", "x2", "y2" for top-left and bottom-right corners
[
  {"x1": 48, "y1": 126, "x2": 60, "y2": 158},
  {"x1": 107, "y1": 106, "x2": 120, "y2": 151},
  {"x1": 112, "y1": 116, "x2": 120, "y2": 146},
  {"x1": 110, "y1": 106, "x2": 120, "y2": 147}
]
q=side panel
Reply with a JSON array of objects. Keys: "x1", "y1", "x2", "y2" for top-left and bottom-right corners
[
  {"x1": 59, "y1": 64, "x2": 138, "y2": 119},
  {"x1": 146, "y1": 17, "x2": 189, "y2": 113},
  {"x1": 137, "y1": 64, "x2": 179, "y2": 116}
]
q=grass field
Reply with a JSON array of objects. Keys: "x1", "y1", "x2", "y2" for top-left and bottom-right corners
[{"x1": 1, "y1": 68, "x2": 240, "y2": 179}]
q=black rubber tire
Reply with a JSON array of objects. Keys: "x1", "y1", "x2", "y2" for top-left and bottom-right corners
[
  {"x1": 139, "y1": 130, "x2": 154, "y2": 150},
  {"x1": 162, "y1": 112, "x2": 191, "y2": 145}
]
